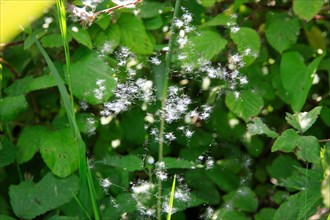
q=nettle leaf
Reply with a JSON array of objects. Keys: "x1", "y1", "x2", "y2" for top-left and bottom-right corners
[
  {"x1": 266, "y1": 155, "x2": 301, "y2": 181},
  {"x1": 230, "y1": 27, "x2": 260, "y2": 65},
  {"x1": 68, "y1": 25, "x2": 92, "y2": 49},
  {"x1": 247, "y1": 117, "x2": 278, "y2": 138},
  {"x1": 223, "y1": 186, "x2": 259, "y2": 212},
  {"x1": 225, "y1": 90, "x2": 264, "y2": 122},
  {"x1": 272, "y1": 129, "x2": 300, "y2": 153},
  {"x1": 293, "y1": 0, "x2": 324, "y2": 21},
  {"x1": 17, "y1": 126, "x2": 48, "y2": 164},
  {"x1": 163, "y1": 157, "x2": 196, "y2": 169},
  {"x1": 118, "y1": 14, "x2": 154, "y2": 54},
  {"x1": 97, "y1": 155, "x2": 143, "y2": 171},
  {"x1": 0, "y1": 138, "x2": 17, "y2": 168},
  {"x1": 296, "y1": 136, "x2": 320, "y2": 164},
  {"x1": 70, "y1": 48, "x2": 116, "y2": 105},
  {"x1": 4, "y1": 76, "x2": 33, "y2": 96},
  {"x1": 273, "y1": 192, "x2": 301, "y2": 220},
  {"x1": 41, "y1": 33, "x2": 63, "y2": 48},
  {"x1": 0, "y1": 95, "x2": 28, "y2": 122},
  {"x1": 254, "y1": 208, "x2": 276, "y2": 220},
  {"x1": 9, "y1": 172, "x2": 78, "y2": 219},
  {"x1": 206, "y1": 165, "x2": 240, "y2": 192},
  {"x1": 39, "y1": 128, "x2": 79, "y2": 178},
  {"x1": 280, "y1": 52, "x2": 322, "y2": 112},
  {"x1": 265, "y1": 12, "x2": 300, "y2": 53},
  {"x1": 183, "y1": 30, "x2": 227, "y2": 65},
  {"x1": 285, "y1": 106, "x2": 322, "y2": 133}
]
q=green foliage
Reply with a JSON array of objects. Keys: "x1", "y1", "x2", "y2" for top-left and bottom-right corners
[
  {"x1": 1, "y1": 0, "x2": 329, "y2": 219},
  {"x1": 9, "y1": 173, "x2": 79, "y2": 219}
]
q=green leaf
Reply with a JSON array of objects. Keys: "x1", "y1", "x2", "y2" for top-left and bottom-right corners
[
  {"x1": 0, "y1": 95, "x2": 28, "y2": 122},
  {"x1": 216, "y1": 209, "x2": 250, "y2": 220},
  {"x1": 68, "y1": 25, "x2": 92, "y2": 49},
  {"x1": 9, "y1": 172, "x2": 79, "y2": 219},
  {"x1": 70, "y1": 48, "x2": 116, "y2": 105},
  {"x1": 266, "y1": 155, "x2": 301, "y2": 180},
  {"x1": 39, "y1": 128, "x2": 79, "y2": 178},
  {"x1": 138, "y1": 2, "x2": 167, "y2": 18},
  {"x1": 41, "y1": 34, "x2": 64, "y2": 48},
  {"x1": 273, "y1": 192, "x2": 301, "y2": 220},
  {"x1": 95, "y1": 24, "x2": 121, "y2": 52},
  {"x1": 76, "y1": 113, "x2": 99, "y2": 135},
  {"x1": 280, "y1": 52, "x2": 322, "y2": 112},
  {"x1": 285, "y1": 106, "x2": 322, "y2": 133},
  {"x1": 254, "y1": 208, "x2": 276, "y2": 220},
  {"x1": 182, "y1": 30, "x2": 227, "y2": 67},
  {"x1": 97, "y1": 155, "x2": 143, "y2": 171},
  {"x1": 144, "y1": 15, "x2": 163, "y2": 30},
  {"x1": 296, "y1": 136, "x2": 320, "y2": 164},
  {"x1": 305, "y1": 26, "x2": 327, "y2": 50},
  {"x1": 293, "y1": 0, "x2": 324, "y2": 21},
  {"x1": 203, "y1": 13, "x2": 236, "y2": 27},
  {"x1": 26, "y1": 75, "x2": 57, "y2": 92},
  {"x1": 247, "y1": 117, "x2": 278, "y2": 138},
  {"x1": 200, "y1": 0, "x2": 216, "y2": 8},
  {"x1": 0, "y1": 138, "x2": 17, "y2": 168},
  {"x1": 320, "y1": 106, "x2": 330, "y2": 127},
  {"x1": 118, "y1": 14, "x2": 153, "y2": 54},
  {"x1": 230, "y1": 27, "x2": 260, "y2": 65},
  {"x1": 272, "y1": 129, "x2": 300, "y2": 152},
  {"x1": 163, "y1": 157, "x2": 196, "y2": 169},
  {"x1": 225, "y1": 90, "x2": 264, "y2": 122},
  {"x1": 205, "y1": 165, "x2": 240, "y2": 192},
  {"x1": 0, "y1": 215, "x2": 16, "y2": 220},
  {"x1": 17, "y1": 126, "x2": 48, "y2": 164},
  {"x1": 4, "y1": 76, "x2": 33, "y2": 96},
  {"x1": 223, "y1": 186, "x2": 258, "y2": 212},
  {"x1": 265, "y1": 12, "x2": 300, "y2": 53}
]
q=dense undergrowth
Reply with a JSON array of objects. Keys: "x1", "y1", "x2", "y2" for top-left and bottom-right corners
[{"x1": 0, "y1": 0, "x2": 330, "y2": 219}]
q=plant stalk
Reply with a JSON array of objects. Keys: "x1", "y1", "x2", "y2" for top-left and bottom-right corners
[{"x1": 157, "y1": 0, "x2": 182, "y2": 219}]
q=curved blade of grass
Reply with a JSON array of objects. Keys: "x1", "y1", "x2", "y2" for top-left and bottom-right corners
[{"x1": 167, "y1": 175, "x2": 176, "y2": 220}]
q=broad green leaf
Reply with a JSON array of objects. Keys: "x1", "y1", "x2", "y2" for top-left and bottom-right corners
[
  {"x1": 48, "y1": 216, "x2": 79, "y2": 220},
  {"x1": 247, "y1": 117, "x2": 278, "y2": 138},
  {"x1": 0, "y1": 215, "x2": 16, "y2": 220},
  {"x1": 272, "y1": 129, "x2": 300, "y2": 152},
  {"x1": 182, "y1": 30, "x2": 227, "y2": 66},
  {"x1": 200, "y1": 0, "x2": 216, "y2": 7},
  {"x1": 223, "y1": 186, "x2": 258, "y2": 212},
  {"x1": 203, "y1": 13, "x2": 236, "y2": 27},
  {"x1": 230, "y1": 27, "x2": 260, "y2": 65},
  {"x1": 273, "y1": 192, "x2": 301, "y2": 220},
  {"x1": 76, "y1": 113, "x2": 99, "y2": 135},
  {"x1": 265, "y1": 12, "x2": 300, "y2": 53},
  {"x1": 0, "y1": 95, "x2": 28, "y2": 122},
  {"x1": 296, "y1": 136, "x2": 320, "y2": 164},
  {"x1": 4, "y1": 76, "x2": 33, "y2": 96},
  {"x1": 9, "y1": 172, "x2": 78, "y2": 219},
  {"x1": 280, "y1": 52, "x2": 322, "y2": 112},
  {"x1": 282, "y1": 166, "x2": 322, "y2": 191},
  {"x1": 17, "y1": 126, "x2": 48, "y2": 164},
  {"x1": 27, "y1": 75, "x2": 56, "y2": 92},
  {"x1": 254, "y1": 208, "x2": 276, "y2": 220},
  {"x1": 216, "y1": 209, "x2": 250, "y2": 220},
  {"x1": 225, "y1": 90, "x2": 264, "y2": 122},
  {"x1": 70, "y1": 49, "x2": 116, "y2": 105},
  {"x1": 0, "y1": 138, "x2": 17, "y2": 168},
  {"x1": 163, "y1": 157, "x2": 196, "y2": 169},
  {"x1": 118, "y1": 14, "x2": 153, "y2": 54},
  {"x1": 138, "y1": 2, "x2": 167, "y2": 18},
  {"x1": 205, "y1": 165, "x2": 240, "y2": 192},
  {"x1": 96, "y1": 155, "x2": 143, "y2": 171},
  {"x1": 39, "y1": 128, "x2": 79, "y2": 178},
  {"x1": 41, "y1": 33, "x2": 63, "y2": 48},
  {"x1": 95, "y1": 14, "x2": 111, "y2": 30},
  {"x1": 305, "y1": 26, "x2": 327, "y2": 50},
  {"x1": 266, "y1": 155, "x2": 301, "y2": 180},
  {"x1": 144, "y1": 15, "x2": 163, "y2": 30},
  {"x1": 285, "y1": 106, "x2": 322, "y2": 133},
  {"x1": 68, "y1": 25, "x2": 92, "y2": 49},
  {"x1": 293, "y1": 0, "x2": 324, "y2": 21},
  {"x1": 95, "y1": 24, "x2": 121, "y2": 52}
]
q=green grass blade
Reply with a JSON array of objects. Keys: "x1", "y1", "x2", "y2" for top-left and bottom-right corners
[{"x1": 167, "y1": 175, "x2": 176, "y2": 220}]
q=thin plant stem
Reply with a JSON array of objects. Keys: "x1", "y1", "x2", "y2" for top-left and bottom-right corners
[{"x1": 157, "y1": 0, "x2": 182, "y2": 219}]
